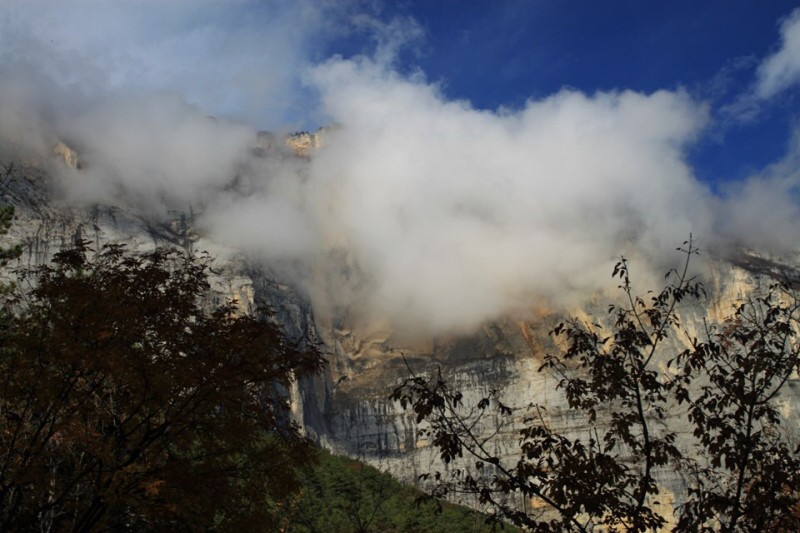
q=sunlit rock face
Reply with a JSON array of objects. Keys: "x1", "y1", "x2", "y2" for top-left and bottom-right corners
[
  {"x1": 1, "y1": 137, "x2": 799, "y2": 528},
  {"x1": 318, "y1": 272, "x2": 758, "y2": 457},
  {"x1": 52, "y1": 141, "x2": 79, "y2": 169},
  {"x1": 284, "y1": 129, "x2": 325, "y2": 157},
  {"x1": 316, "y1": 258, "x2": 800, "y2": 528}
]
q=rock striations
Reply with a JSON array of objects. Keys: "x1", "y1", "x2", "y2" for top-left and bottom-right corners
[{"x1": 0, "y1": 133, "x2": 798, "y2": 528}]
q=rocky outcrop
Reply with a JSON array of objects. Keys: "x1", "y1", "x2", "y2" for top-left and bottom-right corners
[
  {"x1": 52, "y1": 141, "x2": 79, "y2": 169},
  {"x1": 1, "y1": 137, "x2": 799, "y2": 528},
  {"x1": 255, "y1": 127, "x2": 332, "y2": 158}
]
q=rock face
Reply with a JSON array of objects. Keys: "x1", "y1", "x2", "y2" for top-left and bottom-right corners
[
  {"x1": 1, "y1": 140, "x2": 799, "y2": 527},
  {"x1": 312, "y1": 251, "x2": 800, "y2": 528}
]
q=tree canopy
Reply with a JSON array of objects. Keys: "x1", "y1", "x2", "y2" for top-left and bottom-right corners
[{"x1": 0, "y1": 242, "x2": 323, "y2": 531}]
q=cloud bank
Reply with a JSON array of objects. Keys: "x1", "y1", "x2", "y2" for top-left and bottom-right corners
[
  {"x1": 1, "y1": 1, "x2": 800, "y2": 334},
  {"x1": 0, "y1": 0, "x2": 331, "y2": 127},
  {"x1": 305, "y1": 57, "x2": 713, "y2": 331}
]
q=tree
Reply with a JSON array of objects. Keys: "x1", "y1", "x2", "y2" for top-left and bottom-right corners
[
  {"x1": 276, "y1": 449, "x2": 503, "y2": 533},
  {"x1": 0, "y1": 163, "x2": 22, "y2": 269},
  {"x1": 393, "y1": 238, "x2": 800, "y2": 532},
  {"x1": 0, "y1": 241, "x2": 324, "y2": 531},
  {"x1": 671, "y1": 279, "x2": 800, "y2": 531}
]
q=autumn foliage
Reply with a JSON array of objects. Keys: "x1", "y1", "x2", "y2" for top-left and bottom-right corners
[{"x1": 0, "y1": 242, "x2": 323, "y2": 531}]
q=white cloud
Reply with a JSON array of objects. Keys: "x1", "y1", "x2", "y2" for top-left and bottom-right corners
[
  {"x1": 756, "y1": 8, "x2": 800, "y2": 99},
  {"x1": 715, "y1": 129, "x2": 800, "y2": 251},
  {"x1": 304, "y1": 56, "x2": 715, "y2": 333},
  {"x1": 62, "y1": 94, "x2": 257, "y2": 207},
  {"x1": 0, "y1": 0, "x2": 330, "y2": 128}
]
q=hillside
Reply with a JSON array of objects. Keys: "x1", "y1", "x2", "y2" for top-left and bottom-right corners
[{"x1": 283, "y1": 450, "x2": 512, "y2": 533}]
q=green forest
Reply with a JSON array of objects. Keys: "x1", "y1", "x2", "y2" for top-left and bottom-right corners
[{"x1": 282, "y1": 450, "x2": 506, "y2": 532}]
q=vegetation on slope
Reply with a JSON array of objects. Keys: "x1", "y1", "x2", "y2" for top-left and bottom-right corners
[{"x1": 279, "y1": 449, "x2": 512, "y2": 533}]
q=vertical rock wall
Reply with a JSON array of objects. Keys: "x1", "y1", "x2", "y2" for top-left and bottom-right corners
[{"x1": 3, "y1": 149, "x2": 800, "y2": 526}]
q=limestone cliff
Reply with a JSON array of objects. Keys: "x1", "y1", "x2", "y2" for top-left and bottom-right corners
[{"x1": 1, "y1": 136, "x2": 799, "y2": 528}]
